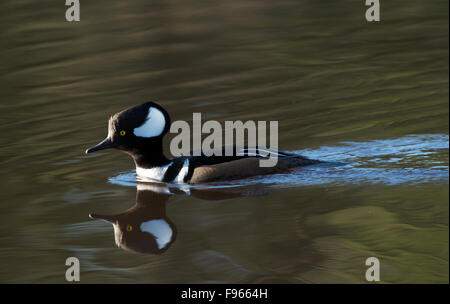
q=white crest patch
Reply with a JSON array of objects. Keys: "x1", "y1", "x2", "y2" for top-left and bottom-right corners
[
  {"x1": 133, "y1": 107, "x2": 166, "y2": 138},
  {"x1": 140, "y1": 219, "x2": 173, "y2": 249}
]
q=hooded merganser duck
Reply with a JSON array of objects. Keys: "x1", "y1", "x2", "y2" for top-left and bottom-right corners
[
  {"x1": 90, "y1": 185, "x2": 176, "y2": 255},
  {"x1": 89, "y1": 182, "x2": 284, "y2": 254},
  {"x1": 85, "y1": 102, "x2": 320, "y2": 183}
]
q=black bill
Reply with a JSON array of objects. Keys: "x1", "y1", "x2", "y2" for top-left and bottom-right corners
[
  {"x1": 85, "y1": 137, "x2": 114, "y2": 154},
  {"x1": 89, "y1": 213, "x2": 116, "y2": 224}
]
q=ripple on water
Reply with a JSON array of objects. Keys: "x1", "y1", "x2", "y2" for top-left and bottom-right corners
[{"x1": 108, "y1": 134, "x2": 449, "y2": 189}]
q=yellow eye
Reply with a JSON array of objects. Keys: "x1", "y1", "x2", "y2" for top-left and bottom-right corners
[
  {"x1": 126, "y1": 224, "x2": 133, "y2": 231},
  {"x1": 120, "y1": 130, "x2": 126, "y2": 136}
]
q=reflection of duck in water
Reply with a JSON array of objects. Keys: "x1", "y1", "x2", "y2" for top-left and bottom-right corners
[
  {"x1": 90, "y1": 184, "x2": 176, "y2": 255},
  {"x1": 89, "y1": 182, "x2": 281, "y2": 255}
]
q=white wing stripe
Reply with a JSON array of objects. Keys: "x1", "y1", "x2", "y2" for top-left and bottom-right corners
[{"x1": 174, "y1": 159, "x2": 190, "y2": 183}]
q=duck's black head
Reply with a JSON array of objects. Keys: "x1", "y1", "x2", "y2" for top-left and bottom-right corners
[{"x1": 85, "y1": 102, "x2": 171, "y2": 167}]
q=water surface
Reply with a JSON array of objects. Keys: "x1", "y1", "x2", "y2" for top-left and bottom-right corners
[{"x1": 0, "y1": 0, "x2": 448, "y2": 283}]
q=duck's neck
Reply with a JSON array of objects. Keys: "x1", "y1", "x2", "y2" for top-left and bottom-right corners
[{"x1": 131, "y1": 138, "x2": 171, "y2": 169}]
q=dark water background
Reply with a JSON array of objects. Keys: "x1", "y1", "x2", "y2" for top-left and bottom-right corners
[{"x1": 0, "y1": 0, "x2": 448, "y2": 283}]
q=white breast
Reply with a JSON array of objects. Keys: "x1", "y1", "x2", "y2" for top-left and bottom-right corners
[
  {"x1": 136, "y1": 163, "x2": 172, "y2": 181},
  {"x1": 136, "y1": 183, "x2": 173, "y2": 195}
]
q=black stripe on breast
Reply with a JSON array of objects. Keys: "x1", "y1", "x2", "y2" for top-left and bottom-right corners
[
  {"x1": 185, "y1": 161, "x2": 196, "y2": 183},
  {"x1": 162, "y1": 158, "x2": 186, "y2": 182}
]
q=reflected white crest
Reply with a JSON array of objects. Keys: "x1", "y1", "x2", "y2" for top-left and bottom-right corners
[
  {"x1": 133, "y1": 107, "x2": 166, "y2": 138},
  {"x1": 140, "y1": 219, "x2": 173, "y2": 249}
]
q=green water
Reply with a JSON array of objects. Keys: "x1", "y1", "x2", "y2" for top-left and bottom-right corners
[{"x1": 0, "y1": 0, "x2": 448, "y2": 283}]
